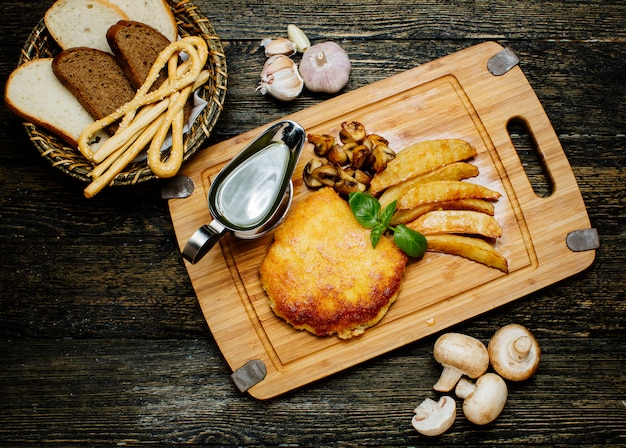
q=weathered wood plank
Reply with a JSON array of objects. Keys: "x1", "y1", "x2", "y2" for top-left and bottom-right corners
[{"x1": 0, "y1": 337, "x2": 624, "y2": 445}]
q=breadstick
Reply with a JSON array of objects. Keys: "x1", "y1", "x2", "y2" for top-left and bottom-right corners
[
  {"x1": 146, "y1": 51, "x2": 196, "y2": 178},
  {"x1": 84, "y1": 115, "x2": 166, "y2": 198},
  {"x1": 147, "y1": 85, "x2": 192, "y2": 178},
  {"x1": 92, "y1": 98, "x2": 170, "y2": 164},
  {"x1": 89, "y1": 126, "x2": 144, "y2": 179}
]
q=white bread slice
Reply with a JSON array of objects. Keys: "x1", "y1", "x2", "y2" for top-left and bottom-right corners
[
  {"x1": 107, "y1": 0, "x2": 178, "y2": 42},
  {"x1": 4, "y1": 58, "x2": 109, "y2": 150},
  {"x1": 44, "y1": 0, "x2": 128, "y2": 52}
]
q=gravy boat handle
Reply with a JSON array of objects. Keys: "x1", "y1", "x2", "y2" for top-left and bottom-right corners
[{"x1": 182, "y1": 220, "x2": 227, "y2": 264}]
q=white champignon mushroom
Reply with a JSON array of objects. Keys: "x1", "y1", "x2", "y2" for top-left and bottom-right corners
[
  {"x1": 432, "y1": 333, "x2": 490, "y2": 392},
  {"x1": 488, "y1": 323, "x2": 541, "y2": 381},
  {"x1": 411, "y1": 396, "x2": 456, "y2": 436},
  {"x1": 455, "y1": 373, "x2": 508, "y2": 425}
]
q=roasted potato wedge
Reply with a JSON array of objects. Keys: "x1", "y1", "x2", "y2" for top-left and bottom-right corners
[
  {"x1": 407, "y1": 210, "x2": 503, "y2": 238},
  {"x1": 426, "y1": 234, "x2": 508, "y2": 273},
  {"x1": 391, "y1": 199, "x2": 495, "y2": 225},
  {"x1": 396, "y1": 180, "x2": 501, "y2": 211},
  {"x1": 379, "y1": 162, "x2": 479, "y2": 208},
  {"x1": 369, "y1": 139, "x2": 477, "y2": 195}
]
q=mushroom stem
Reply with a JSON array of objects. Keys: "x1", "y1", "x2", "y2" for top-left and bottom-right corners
[
  {"x1": 488, "y1": 324, "x2": 541, "y2": 381},
  {"x1": 433, "y1": 366, "x2": 463, "y2": 392},
  {"x1": 454, "y1": 378, "x2": 475, "y2": 399},
  {"x1": 512, "y1": 335, "x2": 532, "y2": 361}
]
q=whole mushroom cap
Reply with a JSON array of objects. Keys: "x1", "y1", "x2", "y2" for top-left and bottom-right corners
[
  {"x1": 456, "y1": 373, "x2": 508, "y2": 425},
  {"x1": 432, "y1": 332, "x2": 489, "y2": 392},
  {"x1": 488, "y1": 323, "x2": 541, "y2": 381}
]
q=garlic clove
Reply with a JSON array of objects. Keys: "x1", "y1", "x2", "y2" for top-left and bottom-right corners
[
  {"x1": 257, "y1": 55, "x2": 304, "y2": 102},
  {"x1": 260, "y1": 37, "x2": 297, "y2": 57},
  {"x1": 260, "y1": 54, "x2": 296, "y2": 78},
  {"x1": 287, "y1": 24, "x2": 311, "y2": 53},
  {"x1": 299, "y1": 41, "x2": 351, "y2": 94}
]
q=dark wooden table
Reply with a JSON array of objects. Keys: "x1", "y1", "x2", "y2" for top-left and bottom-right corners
[{"x1": 1, "y1": 0, "x2": 624, "y2": 445}]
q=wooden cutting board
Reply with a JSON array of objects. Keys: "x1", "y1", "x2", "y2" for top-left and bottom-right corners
[{"x1": 168, "y1": 41, "x2": 595, "y2": 399}]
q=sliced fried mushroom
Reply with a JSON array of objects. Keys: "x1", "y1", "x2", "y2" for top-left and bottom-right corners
[
  {"x1": 302, "y1": 158, "x2": 325, "y2": 188},
  {"x1": 488, "y1": 323, "x2": 541, "y2": 381},
  {"x1": 327, "y1": 143, "x2": 349, "y2": 165},
  {"x1": 411, "y1": 396, "x2": 456, "y2": 436},
  {"x1": 339, "y1": 121, "x2": 366, "y2": 144},
  {"x1": 313, "y1": 163, "x2": 342, "y2": 187},
  {"x1": 307, "y1": 133, "x2": 335, "y2": 156},
  {"x1": 432, "y1": 333, "x2": 489, "y2": 392},
  {"x1": 351, "y1": 168, "x2": 372, "y2": 186},
  {"x1": 334, "y1": 178, "x2": 365, "y2": 195},
  {"x1": 363, "y1": 133, "x2": 389, "y2": 149},
  {"x1": 334, "y1": 167, "x2": 366, "y2": 195},
  {"x1": 455, "y1": 373, "x2": 508, "y2": 425},
  {"x1": 371, "y1": 144, "x2": 397, "y2": 173},
  {"x1": 303, "y1": 159, "x2": 340, "y2": 188},
  {"x1": 350, "y1": 144, "x2": 371, "y2": 170}
]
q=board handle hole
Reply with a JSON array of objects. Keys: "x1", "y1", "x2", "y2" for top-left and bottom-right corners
[{"x1": 507, "y1": 117, "x2": 554, "y2": 198}]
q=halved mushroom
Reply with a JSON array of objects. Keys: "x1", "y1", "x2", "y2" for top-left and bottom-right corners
[
  {"x1": 303, "y1": 159, "x2": 339, "y2": 188},
  {"x1": 455, "y1": 373, "x2": 508, "y2": 425},
  {"x1": 349, "y1": 168, "x2": 373, "y2": 186},
  {"x1": 411, "y1": 396, "x2": 456, "y2": 436},
  {"x1": 303, "y1": 158, "x2": 325, "y2": 188},
  {"x1": 371, "y1": 144, "x2": 397, "y2": 173},
  {"x1": 327, "y1": 143, "x2": 349, "y2": 166},
  {"x1": 432, "y1": 333, "x2": 490, "y2": 392},
  {"x1": 350, "y1": 144, "x2": 372, "y2": 170},
  {"x1": 307, "y1": 133, "x2": 335, "y2": 156},
  {"x1": 339, "y1": 121, "x2": 366, "y2": 144},
  {"x1": 313, "y1": 164, "x2": 342, "y2": 187},
  {"x1": 334, "y1": 167, "x2": 366, "y2": 195},
  {"x1": 488, "y1": 323, "x2": 541, "y2": 381},
  {"x1": 363, "y1": 133, "x2": 390, "y2": 149}
]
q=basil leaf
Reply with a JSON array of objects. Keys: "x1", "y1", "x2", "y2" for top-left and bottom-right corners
[
  {"x1": 348, "y1": 192, "x2": 380, "y2": 228},
  {"x1": 393, "y1": 224, "x2": 427, "y2": 258},
  {"x1": 379, "y1": 200, "x2": 396, "y2": 228},
  {"x1": 370, "y1": 223, "x2": 385, "y2": 249}
]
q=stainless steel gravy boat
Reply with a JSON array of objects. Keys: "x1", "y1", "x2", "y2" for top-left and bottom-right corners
[{"x1": 182, "y1": 120, "x2": 306, "y2": 264}]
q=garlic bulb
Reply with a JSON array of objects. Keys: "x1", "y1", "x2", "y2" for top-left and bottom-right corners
[
  {"x1": 299, "y1": 41, "x2": 351, "y2": 94},
  {"x1": 257, "y1": 55, "x2": 304, "y2": 101},
  {"x1": 260, "y1": 37, "x2": 297, "y2": 57}
]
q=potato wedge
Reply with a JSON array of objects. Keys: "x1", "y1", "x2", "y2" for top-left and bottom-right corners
[
  {"x1": 396, "y1": 180, "x2": 501, "y2": 211},
  {"x1": 391, "y1": 199, "x2": 495, "y2": 225},
  {"x1": 407, "y1": 210, "x2": 503, "y2": 238},
  {"x1": 426, "y1": 234, "x2": 508, "y2": 273},
  {"x1": 369, "y1": 139, "x2": 477, "y2": 195},
  {"x1": 378, "y1": 162, "x2": 479, "y2": 208}
]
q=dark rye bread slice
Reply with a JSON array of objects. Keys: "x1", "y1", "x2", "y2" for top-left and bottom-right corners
[
  {"x1": 107, "y1": 20, "x2": 172, "y2": 91},
  {"x1": 52, "y1": 47, "x2": 136, "y2": 133}
]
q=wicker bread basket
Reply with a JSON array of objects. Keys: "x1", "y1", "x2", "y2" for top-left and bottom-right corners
[{"x1": 17, "y1": 0, "x2": 227, "y2": 186}]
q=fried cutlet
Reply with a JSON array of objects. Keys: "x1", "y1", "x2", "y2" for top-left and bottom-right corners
[{"x1": 260, "y1": 187, "x2": 408, "y2": 339}]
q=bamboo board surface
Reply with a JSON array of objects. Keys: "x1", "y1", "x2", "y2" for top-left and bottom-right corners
[{"x1": 168, "y1": 42, "x2": 595, "y2": 399}]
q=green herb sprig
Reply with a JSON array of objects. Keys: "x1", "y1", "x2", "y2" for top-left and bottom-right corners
[{"x1": 348, "y1": 191, "x2": 427, "y2": 258}]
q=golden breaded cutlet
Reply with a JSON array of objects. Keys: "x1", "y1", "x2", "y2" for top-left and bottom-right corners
[{"x1": 260, "y1": 187, "x2": 408, "y2": 339}]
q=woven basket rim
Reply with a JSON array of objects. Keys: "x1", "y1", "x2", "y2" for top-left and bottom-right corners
[{"x1": 17, "y1": 0, "x2": 227, "y2": 186}]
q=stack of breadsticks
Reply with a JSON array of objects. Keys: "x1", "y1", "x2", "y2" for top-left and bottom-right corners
[{"x1": 78, "y1": 36, "x2": 210, "y2": 198}]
